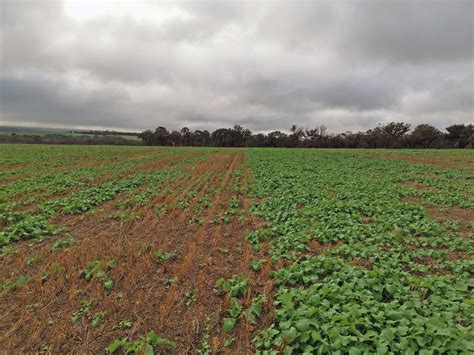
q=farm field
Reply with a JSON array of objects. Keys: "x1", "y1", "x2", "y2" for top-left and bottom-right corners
[{"x1": 0, "y1": 145, "x2": 473, "y2": 353}]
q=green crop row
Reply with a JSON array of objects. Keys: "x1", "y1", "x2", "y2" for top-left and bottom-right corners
[{"x1": 0, "y1": 150, "x2": 215, "y2": 249}]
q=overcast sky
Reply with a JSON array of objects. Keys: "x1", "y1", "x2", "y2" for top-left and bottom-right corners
[{"x1": 0, "y1": 0, "x2": 473, "y2": 133}]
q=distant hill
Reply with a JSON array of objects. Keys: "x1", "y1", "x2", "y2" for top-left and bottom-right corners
[
  {"x1": 0, "y1": 126, "x2": 140, "y2": 141},
  {"x1": 0, "y1": 126, "x2": 142, "y2": 145}
]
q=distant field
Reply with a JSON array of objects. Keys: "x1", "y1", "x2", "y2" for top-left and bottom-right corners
[
  {"x1": 0, "y1": 129, "x2": 56, "y2": 136},
  {"x1": 0, "y1": 145, "x2": 472, "y2": 353},
  {"x1": 0, "y1": 127, "x2": 140, "y2": 141}
]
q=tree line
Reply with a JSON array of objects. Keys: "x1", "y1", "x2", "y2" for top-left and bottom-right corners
[
  {"x1": 2, "y1": 122, "x2": 471, "y2": 148},
  {"x1": 139, "y1": 123, "x2": 473, "y2": 148},
  {"x1": 69, "y1": 129, "x2": 139, "y2": 137}
]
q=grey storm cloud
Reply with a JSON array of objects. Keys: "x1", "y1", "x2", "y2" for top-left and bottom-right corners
[{"x1": 0, "y1": 0, "x2": 473, "y2": 133}]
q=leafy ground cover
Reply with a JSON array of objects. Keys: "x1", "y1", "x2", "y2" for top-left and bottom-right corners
[
  {"x1": 0, "y1": 145, "x2": 472, "y2": 353},
  {"x1": 248, "y1": 149, "x2": 473, "y2": 354}
]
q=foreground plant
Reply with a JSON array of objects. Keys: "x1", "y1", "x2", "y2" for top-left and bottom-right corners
[
  {"x1": 214, "y1": 275, "x2": 248, "y2": 297},
  {"x1": 154, "y1": 250, "x2": 176, "y2": 264},
  {"x1": 106, "y1": 331, "x2": 176, "y2": 354},
  {"x1": 80, "y1": 259, "x2": 116, "y2": 290}
]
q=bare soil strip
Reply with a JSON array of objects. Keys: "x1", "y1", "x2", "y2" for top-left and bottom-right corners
[
  {"x1": 0, "y1": 150, "x2": 214, "y2": 351},
  {"x1": 0, "y1": 149, "x2": 272, "y2": 354}
]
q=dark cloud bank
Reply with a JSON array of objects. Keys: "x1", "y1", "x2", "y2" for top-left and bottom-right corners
[{"x1": 0, "y1": 0, "x2": 473, "y2": 133}]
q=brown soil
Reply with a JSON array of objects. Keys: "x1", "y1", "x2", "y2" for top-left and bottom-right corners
[
  {"x1": 308, "y1": 240, "x2": 343, "y2": 255},
  {"x1": 399, "y1": 181, "x2": 438, "y2": 191},
  {"x1": 412, "y1": 256, "x2": 439, "y2": 266},
  {"x1": 425, "y1": 205, "x2": 473, "y2": 234},
  {"x1": 382, "y1": 153, "x2": 473, "y2": 170},
  {"x1": 350, "y1": 258, "x2": 373, "y2": 270},
  {"x1": 403, "y1": 255, "x2": 452, "y2": 276},
  {"x1": 447, "y1": 251, "x2": 471, "y2": 260}
]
